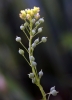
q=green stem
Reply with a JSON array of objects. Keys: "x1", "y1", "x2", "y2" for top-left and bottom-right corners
[
  {"x1": 20, "y1": 42, "x2": 28, "y2": 53},
  {"x1": 29, "y1": 20, "x2": 46, "y2": 100},
  {"x1": 23, "y1": 30, "x2": 29, "y2": 40},
  {"x1": 48, "y1": 94, "x2": 50, "y2": 100},
  {"x1": 33, "y1": 32, "x2": 39, "y2": 37},
  {"x1": 23, "y1": 55, "x2": 31, "y2": 66},
  {"x1": 26, "y1": 27, "x2": 30, "y2": 34},
  {"x1": 37, "y1": 41, "x2": 42, "y2": 45},
  {"x1": 37, "y1": 83, "x2": 46, "y2": 100}
]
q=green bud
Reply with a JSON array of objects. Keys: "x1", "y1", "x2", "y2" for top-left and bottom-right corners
[
  {"x1": 28, "y1": 73, "x2": 34, "y2": 79},
  {"x1": 41, "y1": 37, "x2": 47, "y2": 42}
]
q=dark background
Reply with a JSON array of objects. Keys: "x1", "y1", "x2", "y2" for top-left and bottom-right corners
[{"x1": 0, "y1": 0, "x2": 72, "y2": 100}]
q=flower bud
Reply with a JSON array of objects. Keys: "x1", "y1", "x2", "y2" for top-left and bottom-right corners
[
  {"x1": 20, "y1": 25, "x2": 24, "y2": 30},
  {"x1": 50, "y1": 86, "x2": 55, "y2": 92},
  {"x1": 24, "y1": 22, "x2": 28, "y2": 27},
  {"x1": 32, "y1": 61, "x2": 37, "y2": 67},
  {"x1": 50, "y1": 90, "x2": 58, "y2": 96},
  {"x1": 16, "y1": 36, "x2": 21, "y2": 42},
  {"x1": 49, "y1": 86, "x2": 58, "y2": 96},
  {"x1": 32, "y1": 77, "x2": 36, "y2": 83},
  {"x1": 35, "y1": 21, "x2": 40, "y2": 26},
  {"x1": 29, "y1": 56, "x2": 35, "y2": 61},
  {"x1": 26, "y1": 14, "x2": 31, "y2": 20},
  {"x1": 34, "y1": 13, "x2": 40, "y2": 19},
  {"x1": 38, "y1": 27, "x2": 42, "y2": 33},
  {"x1": 39, "y1": 18, "x2": 44, "y2": 23},
  {"x1": 39, "y1": 69, "x2": 43, "y2": 78},
  {"x1": 34, "y1": 38, "x2": 39, "y2": 44},
  {"x1": 33, "y1": 6, "x2": 40, "y2": 14},
  {"x1": 32, "y1": 43, "x2": 36, "y2": 48},
  {"x1": 31, "y1": 19, "x2": 36, "y2": 23},
  {"x1": 32, "y1": 29, "x2": 36, "y2": 35},
  {"x1": 41, "y1": 37, "x2": 47, "y2": 42},
  {"x1": 25, "y1": 9, "x2": 28, "y2": 12},
  {"x1": 28, "y1": 73, "x2": 34, "y2": 79},
  {"x1": 18, "y1": 48, "x2": 24, "y2": 55}
]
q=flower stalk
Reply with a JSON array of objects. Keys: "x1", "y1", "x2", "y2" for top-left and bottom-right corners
[{"x1": 15, "y1": 6, "x2": 58, "y2": 100}]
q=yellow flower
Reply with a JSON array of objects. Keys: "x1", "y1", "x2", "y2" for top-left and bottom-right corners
[
  {"x1": 34, "y1": 13, "x2": 40, "y2": 19},
  {"x1": 33, "y1": 6, "x2": 40, "y2": 14},
  {"x1": 19, "y1": 10, "x2": 26, "y2": 19},
  {"x1": 30, "y1": 10, "x2": 34, "y2": 16},
  {"x1": 26, "y1": 9, "x2": 34, "y2": 17},
  {"x1": 19, "y1": 6, "x2": 40, "y2": 20},
  {"x1": 26, "y1": 14, "x2": 31, "y2": 20},
  {"x1": 26, "y1": 9, "x2": 31, "y2": 14}
]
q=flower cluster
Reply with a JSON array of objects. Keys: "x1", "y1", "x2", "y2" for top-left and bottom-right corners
[
  {"x1": 19, "y1": 6, "x2": 40, "y2": 20},
  {"x1": 15, "y1": 6, "x2": 58, "y2": 100},
  {"x1": 47, "y1": 86, "x2": 58, "y2": 100}
]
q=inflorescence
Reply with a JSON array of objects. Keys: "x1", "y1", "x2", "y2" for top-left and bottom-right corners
[{"x1": 15, "y1": 6, "x2": 58, "y2": 100}]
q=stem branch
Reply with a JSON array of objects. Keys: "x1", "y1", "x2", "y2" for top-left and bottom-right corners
[
  {"x1": 23, "y1": 30, "x2": 29, "y2": 40},
  {"x1": 20, "y1": 42, "x2": 28, "y2": 53}
]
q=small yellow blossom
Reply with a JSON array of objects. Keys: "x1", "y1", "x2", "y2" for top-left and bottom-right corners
[
  {"x1": 25, "y1": 9, "x2": 28, "y2": 12},
  {"x1": 34, "y1": 13, "x2": 40, "y2": 19},
  {"x1": 26, "y1": 14, "x2": 31, "y2": 20},
  {"x1": 30, "y1": 10, "x2": 34, "y2": 16},
  {"x1": 26, "y1": 9, "x2": 31, "y2": 14},
  {"x1": 33, "y1": 6, "x2": 40, "y2": 14},
  {"x1": 26, "y1": 9, "x2": 34, "y2": 17},
  {"x1": 19, "y1": 10, "x2": 26, "y2": 19},
  {"x1": 20, "y1": 10, "x2": 26, "y2": 14}
]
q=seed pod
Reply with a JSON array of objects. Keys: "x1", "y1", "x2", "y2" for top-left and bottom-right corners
[
  {"x1": 39, "y1": 18, "x2": 44, "y2": 23},
  {"x1": 50, "y1": 86, "x2": 55, "y2": 92},
  {"x1": 32, "y1": 30, "x2": 36, "y2": 35},
  {"x1": 38, "y1": 27, "x2": 42, "y2": 33},
  {"x1": 35, "y1": 21, "x2": 40, "y2": 25},
  {"x1": 32, "y1": 77, "x2": 36, "y2": 83},
  {"x1": 34, "y1": 38, "x2": 39, "y2": 44},
  {"x1": 16, "y1": 36, "x2": 21, "y2": 42},
  {"x1": 32, "y1": 43, "x2": 36, "y2": 48},
  {"x1": 32, "y1": 61, "x2": 37, "y2": 67},
  {"x1": 24, "y1": 22, "x2": 28, "y2": 27},
  {"x1": 49, "y1": 86, "x2": 58, "y2": 96},
  {"x1": 29, "y1": 56, "x2": 35, "y2": 61},
  {"x1": 50, "y1": 90, "x2": 58, "y2": 96},
  {"x1": 18, "y1": 48, "x2": 24, "y2": 55},
  {"x1": 31, "y1": 19, "x2": 36, "y2": 23},
  {"x1": 28, "y1": 73, "x2": 34, "y2": 79},
  {"x1": 20, "y1": 25, "x2": 24, "y2": 30},
  {"x1": 41, "y1": 37, "x2": 47, "y2": 42},
  {"x1": 39, "y1": 69, "x2": 43, "y2": 78}
]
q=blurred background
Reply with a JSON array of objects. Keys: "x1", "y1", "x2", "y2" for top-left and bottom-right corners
[{"x1": 0, "y1": 0, "x2": 72, "y2": 100}]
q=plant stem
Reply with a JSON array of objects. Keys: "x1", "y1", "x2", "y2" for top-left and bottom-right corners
[
  {"x1": 29, "y1": 20, "x2": 46, "y2": 100},
  {"x1": 23, "y1": 30, "x2": 29, "y2": 40},
  {"x1": 37, "y1": 41, "x2": 42, "y2": 46},
  {"x1": 20, "y1": 42, "x2": 28, "y2": 53},
  {"x1": 48, "y1": 94, "x2": 50, "y2": 100},
  {"x1": 23, "y1": 55, "x2": 30, "y2": 66}
]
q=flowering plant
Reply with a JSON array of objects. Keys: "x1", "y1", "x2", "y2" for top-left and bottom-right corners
[{"x1": 15, "y1": 6, "x2": 58, "y2": 100}]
